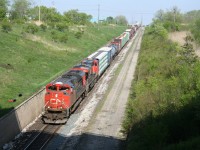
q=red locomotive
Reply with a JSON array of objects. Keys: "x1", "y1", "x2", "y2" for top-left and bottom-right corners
[{"x1": 43, "y1": 59, "x2": 98, "y2": 124}]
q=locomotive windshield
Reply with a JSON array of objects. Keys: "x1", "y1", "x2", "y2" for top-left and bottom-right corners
[
  {"x1": 82, "y1": 60, "x2": 93, "y2": 67},
  {"x1": 48, "y1": 85, "x2": 70, "y2": 91}
]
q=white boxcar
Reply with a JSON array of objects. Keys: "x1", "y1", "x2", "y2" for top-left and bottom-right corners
[{"x1": 87, "y1": 51, "x2": 109, "y2": 76}]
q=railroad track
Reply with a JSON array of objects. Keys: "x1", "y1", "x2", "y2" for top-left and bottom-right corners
[
  {"x1": 11, "y1": 120, "x2": 61, "y2": 150},
  {"x1": 24, "y1": 124, "x2": 61, "y2": 150}
]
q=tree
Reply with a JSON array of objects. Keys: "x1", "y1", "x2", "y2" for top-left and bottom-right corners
[
  {"x1": 149, "y1": 22, "x2": 168, "y2": 39},
  {"x1": 10, "y1": 0, "x2": 31, "y2": 20},
  {"x1": 153, "y1": 6, "x2": 183, "y2": 31},
  {"x1": 28, "y1": 6, "x2": 63, "y2": 24},
  {"x1": 191, "y1": 19, "x2": 200, "y2": 43},
  {"x1": 115, "y1": 15, "x2": 128, "y2": 25},
  {"x1": 106, "y1": 16, "x2": 114, "y2": 24},
  {"x1": 0, "y1": 0, "x2": 8, "y2": 21},
  {"x1": 1, "y1": 21, "x2": 12, "y2": 32},
  {"x1": 155, "y1": 9, "x2": 165, "y2": 22},
  {"x1": 184, "y1": 10, "x2": 200, "y2": 24},
  {"x1": 63, "y1": 9, "x2": 92, "y2": 25}
]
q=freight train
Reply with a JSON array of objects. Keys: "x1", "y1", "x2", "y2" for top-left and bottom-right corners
[{"x1": 42, "y1": 24, "x2": 139, "y2": 124}]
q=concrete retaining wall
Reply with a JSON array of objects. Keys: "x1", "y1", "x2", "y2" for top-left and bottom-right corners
[{"x1": 0, "y1": 88, "x2": 45, "y2": 148}]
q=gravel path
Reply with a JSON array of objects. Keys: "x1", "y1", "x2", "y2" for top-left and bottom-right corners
[{"x1": 45, "y1": 28, "x2": 144, "y2": 150}]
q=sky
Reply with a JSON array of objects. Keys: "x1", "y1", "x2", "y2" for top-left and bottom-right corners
[{"x1": 33, "y1": 0, "x2": 200, "y2": 25}]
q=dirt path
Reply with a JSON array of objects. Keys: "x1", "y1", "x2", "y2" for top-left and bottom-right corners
[{"x1": 169, "y1": 31, "x2": 200, "y2": 57}]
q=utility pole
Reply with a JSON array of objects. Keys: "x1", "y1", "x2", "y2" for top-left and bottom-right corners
[
  {"x1": 173, "y1": 9, "x2": 176, "y2": 23},
  {"x1": 98, "y1": 4, "x2": 100, "y2": 30},
  {"x1": 39, "y1": 0, "x2": 41, "y2": 23},
  {"x1": 131, "y1": 16, "x2": 133, "y2": 25},
  {"x1": 172, "y1": 7, "x2": 177, "y2": 23}
]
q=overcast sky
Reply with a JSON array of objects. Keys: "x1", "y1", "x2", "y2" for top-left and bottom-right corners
[{"x1": 33, "y1": 0, "x2": 200, "y2": 25}]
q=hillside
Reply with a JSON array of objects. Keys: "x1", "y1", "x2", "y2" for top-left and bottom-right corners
[
  {"x1": 0, "y1": 24, "x2": 126, "y2": 117},
  {"x1": 169, "y1": 31, "x2": 200, "y2": 57},
  {"x1": 123, "y1": 26, "x2": 200, "y2": 149}
]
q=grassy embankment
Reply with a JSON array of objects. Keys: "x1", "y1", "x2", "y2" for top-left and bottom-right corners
[
  {"x1": 123, "y1": 27, "x2": 200, "y2": 149},
  {"x1": 0, "y1": 24, "x2": 126, "y2": 117}
]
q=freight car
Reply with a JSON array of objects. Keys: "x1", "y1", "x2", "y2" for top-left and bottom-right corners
[
  {"x1": 111, "y1": 32, "x2": 130, "y2": 54},
  {"x1": 98, "y1": 46, "x2": 117, "y2": 62},
  {"x1": 42, "y1": 27, "x2": 138, "y2": 124},
  {"x1": 125, "y1": 27, "x2": 136, "y2": 39},
  {"x1": 87, "y1": 51, "x2": 110, "y2": 77}
]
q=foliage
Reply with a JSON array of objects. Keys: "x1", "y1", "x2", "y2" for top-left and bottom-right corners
[
  {"x1": 0, "y1": 0, "x2": 8, "y2": 21},
  {"x1": 74, "y1": 31, "x2": 83, "y2": 39},
  {"x1": 191, "y1": 19, "x2": 200, "y2": 44},
  {"x1": 59, "y1": 34, "x2": 68, "y2": 43},
  {"x1": 183, "y1": 10, "x2": 200, "y2": 24},
  {"x1": 28, "y1": 6, "x2": 63, "y2": 23},
  {"x1": 153, "y1": 6, "x2": 182, "y2": 32},
  {"x1": 51, "y1": 31, "x2": 68, "y2": 43},
  {"x1": 51, "y1": 30, "x2": 59, "y2": 42},
  {"x1": 106, "y1": 16, "x2": 115, "y2": 24},
  {"x1": 115, "y1": 15, "x2": 128, "y2": 25},
  {"x1": 148, "y1": 23, "x2": 168, "y2": 39},
  {"x1": 1, "y1": 21, "x2": 12, "y2": 32},
  {"x1": 56, "y1": 22, "x2": 68, "y2": 32},
  {"x1": 123, "y1": 26, "x2": 200, "y2": 149},
  {"x1": 24, "y1": 24, "x2": 39, "y2": 34},
  {"x1": 63, "y1": 9, "x2": 92, "y2": 25},
  {"x1": 40, "y1": 24, "x2": 47, "y2": 31},
  {"x1": 10, "y1": 0, "x2": 31, "y2": 20}
]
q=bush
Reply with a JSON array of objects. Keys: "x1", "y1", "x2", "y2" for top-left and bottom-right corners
[
  {"x1": 13, "y1": 19, "x2": 25, "y2": 24},
  {"x1": 51, "y1": 31, "x2": 59, "y2": 42},
  {"x1": 51, "y1": 31, "x2": 68, "y2": 43},
  {"x1": 163, "y1": 21, "x2": 180, "y2": 32},
  {"x1": 59, "y1": 34, "x2": 68, "y2": 43},
  {"x1": 48, "y1": 22, "x2": 56, "y2": 29},
  {"x1": 74, "y1": 31, "x2": 83, "y2": 39},
  {"x1": 1, "y1": 21, "x2": 12, "y2": 33},
  {"x1": 56, "y1": 23, "x2": 68, "y2": 32},
  {"x1": 40, "y1": 24, "x2": 47, "y2": 31},
  {"x1": 191, "y1": 19, "x2": 200, "y2": 44},
  {"x1": 148, "y1": 23, "x2": 168, "y2": 39},
  {"x1": 25, "y1": 24, "x2": 39, "y2": 34}
]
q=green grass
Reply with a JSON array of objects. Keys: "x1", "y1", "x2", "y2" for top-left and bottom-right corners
[{"x1": 0, "y1": 24, "x2": 127, "y2": 117}]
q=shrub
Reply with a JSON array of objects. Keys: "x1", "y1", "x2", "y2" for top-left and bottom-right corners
[
  {"x1": 59, "y1": 34, "x2": 68, "y2": 43},
  {"x1": 25, "y1": 24, "x2": 39, "y2": 34},
  {"x1": 40, "y1": 24, "x2": 47, "y2": 31},
  {"x1": 1, "y1": 21, "x2": 12, "y2": 33},
  {"x1": 56, "y1": 23, "x2": 68, "y2": 32},
  {"x1": 51, "y1": 31, "x2": 59, "y2": 42},
  {"x1": 74, "y1": 31, "x2": 83, "y2": 39},
  {"x1": 149, "y1": 23, "x2": 168, "y2": 39},
  {"x1": 48, "y1": 22, "x2": 56, "y2": 29},
  {"x1": 13, "y1": 19, "x2": 25, "y2": 24},
  {"x1": 51, "y1": 31, "x2": 68, "y2": 43}
]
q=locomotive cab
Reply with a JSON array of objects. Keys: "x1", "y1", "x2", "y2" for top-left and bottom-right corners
[{"x1": 43, "y1": 82, "x2": 73, "y2": 124}]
